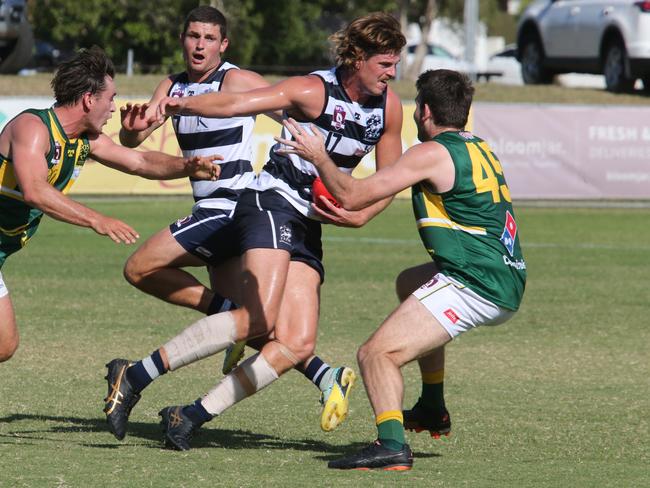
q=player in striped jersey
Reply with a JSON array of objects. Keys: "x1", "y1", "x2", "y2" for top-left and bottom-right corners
[
  {"x1": 103, "y1": 6, "x2": 358, "y2": 442},
  {"x1": 131, "y1": 12, "x2": 406, "y2": 451},
  {"x1": 0, "y1": 47, "x2": 219, "y2": 364},
  {"x1": 279, "y1": 69, "x2": 527, "y2": 470}
]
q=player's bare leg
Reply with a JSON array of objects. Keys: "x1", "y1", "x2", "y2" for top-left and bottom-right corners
[
  {"x1": 158, "y1": 249, "x2": 294, "y2": 450},
  {"x1": 123, "y1": 227, "x2": 215, "y2": 312},
  {"x1": 0, "y1": 293, "x2": 18, "y2": 362},
  {"x1": 329, "y1": 297, "x2": 451, "y2": 470},
  {"x1": 394, "y1": 262, "x2": 450, "y2": 438}
]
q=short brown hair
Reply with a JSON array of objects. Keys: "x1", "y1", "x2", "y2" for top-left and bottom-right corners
[
  {"x1": 182, "y1": 6, "x2": 227, "y2": 39},
  {"x1": 329, "y1": 12, "x2": 406, "y2": 70},
  {"x1": 416, "y1": 69, "x2": 474, "y2": 129},
  {"x1": 51, "y1": 46, "x2": 115, "y2": 107}
]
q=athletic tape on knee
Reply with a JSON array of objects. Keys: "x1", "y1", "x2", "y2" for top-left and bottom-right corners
[
  {"x1": 201, "y1": 352, "x2": 279, "y2": 416},
  {"x1": 272, "y1": 339, "x2": 300, "y2": 366},
  {"x1": 164, "y1": 311, "x2": 236, "y2": 371}
]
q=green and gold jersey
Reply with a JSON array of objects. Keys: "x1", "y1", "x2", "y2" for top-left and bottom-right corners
[
  {"x1": 411, "y1": 131, "x2": 526, "y2": 311},
  {"x1": 0, "y1": 107, "x2": 90, "y2": 250}
]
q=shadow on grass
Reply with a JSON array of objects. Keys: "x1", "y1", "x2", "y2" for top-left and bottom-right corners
[{"x1": 0, "y1": 413, "x2": 441, "y2": 460}]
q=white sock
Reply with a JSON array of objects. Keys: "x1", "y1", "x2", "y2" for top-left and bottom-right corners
[
  {"x1": 164, "y1": 311, "x2": 236, "y2": 371},
  {"x1": 200, "y1": 352, "x2": 279, "y2": 416}
]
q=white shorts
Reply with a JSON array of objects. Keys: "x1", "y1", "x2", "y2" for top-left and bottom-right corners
[
  {"x1": 0, "y1": 271, "x2": 8, "y2": 298},
  {"x1": 412, "y1": 272, "x2": 514, "y2": 339}
]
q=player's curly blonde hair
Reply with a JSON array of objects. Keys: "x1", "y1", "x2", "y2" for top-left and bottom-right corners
[{"x1": 329, "y1": 12, "x2": 406, "y2": 71}]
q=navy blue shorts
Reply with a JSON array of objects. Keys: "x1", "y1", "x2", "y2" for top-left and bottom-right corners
[
  {"x1": 169, "y1": 207, "x2": 241, "y2": 266},
  {"x1": 233, "y1": 189, "x2": 324, "y2": 282}
]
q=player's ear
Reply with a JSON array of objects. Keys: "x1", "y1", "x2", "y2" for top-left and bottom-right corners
[
  {"x1": 220, "y1": 37, "x2": 229, "y2": 55},
  {"x1": 81, "y1": 91, "x2": 94, "y2": 112},
  {"x1": 421, "y1": 103, "x2": 433, "y2": 124}
]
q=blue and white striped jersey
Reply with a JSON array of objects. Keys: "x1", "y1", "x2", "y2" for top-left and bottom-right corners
[
  {"x1": 252, "y1": 67, "x2": 387, "y2": 218},
  {"x1": 169, "y1": 61, "x2": 256, "y2": 212}
]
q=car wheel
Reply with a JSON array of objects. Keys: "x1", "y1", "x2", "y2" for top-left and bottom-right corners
[
  {"x1": 520, "y1": 38, "x2": 554, "y2": 85},
  {"x1": 0, "y1": 23, "x2": 35, "y2": 74},
  {"x1": 603, "y1": 41, "x2": 634, "y2": 92}
]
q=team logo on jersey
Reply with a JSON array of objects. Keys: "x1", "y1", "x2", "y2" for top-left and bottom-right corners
[
  {"x1": 499, "y1": 210, "x2": 518, "y2": 256},
  {"x1": 279, "y1": 225, "x2": 292, "y2": 245},
  {"x1": 459, "y1": 131, "x2": 474, "y2": 140},
  {"x1": 52, "y1": 142, "x2": 62, "y2": 165},
  {"x1": 444, "y1": 308, "x2": 460, "y2": 324},
  {"x1": 364, "y1": 114, "x2": 382, "y2": 141},
  {"x1": 170, "y1": 84, "x2": 186, "y2": 98},
  {"x1": 331, "y1": 105, "x2": 346, "y2": 130},
  {"x1": 79, "y1": 143, "x2": 90, "y2": 161}
]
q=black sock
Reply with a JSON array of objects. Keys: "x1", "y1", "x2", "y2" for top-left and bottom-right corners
[
  {"x1": 182, "y1": 399, "x2": 213, "y2": 425},
  {"x1": 126, "y1": 349, "x2": 167, "y2": 393}
]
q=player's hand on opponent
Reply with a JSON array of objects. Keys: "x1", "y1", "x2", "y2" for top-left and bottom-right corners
[
  {"x1": 120, "y1": 103, "x2": 154, "y2": 132},
  {"x1": 274, "y1": 118, "x2": 329, "y2": 166},
  {"x1": 312, "y1": 199, "x2": 367, "y2": 228},
  {"x1": 185, "y1": 154, "x2": 222, "y2": 180},
  {"x1": 154, "y1": 96, "x2": 186, "y2": 122},
  {"x1": 91, "y1": 215, "x2": 140, "y2": 244}
]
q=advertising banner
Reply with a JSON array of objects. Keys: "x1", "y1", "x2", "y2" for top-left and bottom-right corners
[{"x1": 472, "y1": 103, "x2": 650, "y2": 199}]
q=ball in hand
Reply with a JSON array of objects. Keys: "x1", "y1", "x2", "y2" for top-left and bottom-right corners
[{"x1": 312, "y1": 177, "x2": 340, "y2": 209}]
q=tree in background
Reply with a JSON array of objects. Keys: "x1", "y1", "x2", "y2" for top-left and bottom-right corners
[{"x1": 28, "y1": 0, "x2": 515, "y2": 74}]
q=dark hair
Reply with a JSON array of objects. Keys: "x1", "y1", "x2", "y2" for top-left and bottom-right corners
[
  {"x1": 415, "y1": 69, "x2": 474, "y2": 129},
  {"x1": 51, "y1": 45, "x2": 115, "y2": 106},
  {"x1": 182, "y1": 6, "x2": 227, "y2": 39},
  {"x1": 329, "y1": 12, "x2": 406, "y2": 70}
]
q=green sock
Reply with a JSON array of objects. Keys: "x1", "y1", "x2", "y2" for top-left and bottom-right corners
[{"x1": 377, "y1": 417, "x2": 405, "y2": 451}]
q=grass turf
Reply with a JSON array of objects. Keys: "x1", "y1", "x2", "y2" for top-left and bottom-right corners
[{"x1": 0, "y1": 197, "x2": 648, "y2": 487}]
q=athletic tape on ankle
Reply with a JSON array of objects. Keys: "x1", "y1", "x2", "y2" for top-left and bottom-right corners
[
  {"x1": 201, "y1": 353, "x2": 279, "y2": 416},
  {"x1": 272, "y1": 340, "x2": 300, "y2": 366},
  {"x1": 164, "y1": 311, "x2": 236, "y2": 371}
]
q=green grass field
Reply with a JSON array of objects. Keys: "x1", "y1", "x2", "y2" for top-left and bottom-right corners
[{"x1": 0, "y1": 197, "x2": 648, "y2": 487}]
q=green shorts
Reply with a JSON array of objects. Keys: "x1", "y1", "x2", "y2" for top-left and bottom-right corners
[{"x1": 0, "y1": 232, "x2": 25, "y2": 269}]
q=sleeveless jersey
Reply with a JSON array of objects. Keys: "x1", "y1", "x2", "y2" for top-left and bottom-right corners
[
  {"x1": 411, "y1": 131, "x2": 526, "y2": 311},
  {"x1": 0, "y1": 108, "x2": 90, "y2": 243},
  {"x1": 252, "y1": 67, "x2": 387, "y2": 218},
  {"x1": 169, "y1": 61, "x2": 256, "y2": 212}
]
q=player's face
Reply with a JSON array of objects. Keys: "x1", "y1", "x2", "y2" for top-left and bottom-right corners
[
  {"x1": 88, "y1": 75, "x2": 116, "y2": 134},
  {"x1": 355, "y1": 53, "x2": 400, "y2": 96},
  {"x1": 182, "y1": 21, "x2": 228, "y2": 80}
]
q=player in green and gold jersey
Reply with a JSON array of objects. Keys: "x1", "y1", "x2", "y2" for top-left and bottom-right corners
[
  {"x1": 0, "y1": 46, "x2": 219, "y2": 363},
  {"x1": 276, "y1": 69, "x2": 526, "y2": 470}
]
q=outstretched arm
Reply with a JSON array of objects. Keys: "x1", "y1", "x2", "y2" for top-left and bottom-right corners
[
  {"x1": 155, "y1": 75, "x2": 324, "y2": 121},
  {"x1": 90, "y1": 133, "x2": 221, "y2": 181},
  {"x1": 119, "y1": 77, "x2": 172, "y2": 147},
  {"x1": 11, "y1": 115, "x2": 139, "y2": 243}
]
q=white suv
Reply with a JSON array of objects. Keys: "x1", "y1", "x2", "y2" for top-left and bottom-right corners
[{"x1": 517, "y1": 0, "x2": 650, "y2": 91}]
